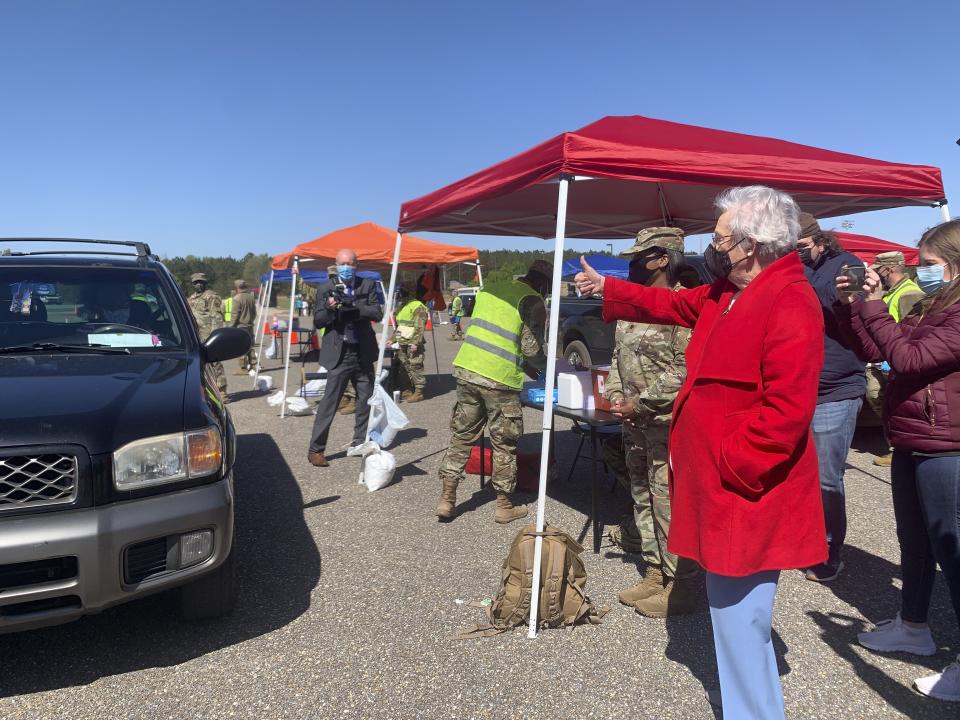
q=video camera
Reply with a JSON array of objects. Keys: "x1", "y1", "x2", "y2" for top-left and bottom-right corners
[{"x1": 327, "y1": 281, "x2": 360, "y2": 322}]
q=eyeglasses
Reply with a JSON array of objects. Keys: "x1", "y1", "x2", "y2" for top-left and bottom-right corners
[{"x1": 711, "y1": 233, "x2": 735, "y2": 247}]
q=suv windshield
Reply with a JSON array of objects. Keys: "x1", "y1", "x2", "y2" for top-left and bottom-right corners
[{"x1": 0, "y1": 267, "x2": 185, "y2": 350}]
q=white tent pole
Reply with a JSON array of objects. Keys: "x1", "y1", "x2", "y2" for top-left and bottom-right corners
[
  {"x1": 527, "y1": 175, "x2": 570, "y2": 639},
  {"x1": 252, "y1": 271, "x2": 274, "y2": 388},
  {"x1": 252, "y1": 279, "x2": 268, "y2": 353},
  {"x1": 941, "y1": 203, "x2": 951, "y2": 223},
  {"x1": 365, "y1": 232, "x2": 403, "y2": 444},
  {"x1": 475, "y1": 259, "x2": 484, "y2": 288},
  {"x1": 279, "y1": 259, "x2": 298, "y2": 418}
]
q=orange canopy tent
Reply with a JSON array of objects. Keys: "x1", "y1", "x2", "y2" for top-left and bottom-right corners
[{"x1": 271, "y1": 221, "x2": 479, "y2": 273}]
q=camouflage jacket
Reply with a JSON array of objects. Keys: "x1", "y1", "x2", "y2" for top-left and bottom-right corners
[
  {"x1": 605, "y1": 285, "x2": 690, "y2": 427},
  {"x1": 188, "y1": 289, "x2": 224, "y2": 337}
]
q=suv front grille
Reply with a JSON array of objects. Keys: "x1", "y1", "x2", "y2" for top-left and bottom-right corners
[{"x1": 0, "y1": 454, "x2": 78, "y2": 512}]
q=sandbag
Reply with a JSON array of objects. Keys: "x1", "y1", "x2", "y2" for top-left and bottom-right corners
[
  {"x1": 256, "y1": 375, "x2": 273, "y2": 392},
  {"x1": 361, "y1": 450, "x2": 396, "y2": 492},
  {"x1": 267, "y1": 390, "x2": 285, "y2": 407},
  {"x1": 296, "y1": 378, "x2": 325, "y2": 398},
  {"x1": 285, "y1": 396, "x2": 312, "y2": 416}
]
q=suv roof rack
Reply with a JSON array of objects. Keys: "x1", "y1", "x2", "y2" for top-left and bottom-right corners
[{"x1": 0, "y1": 238, "x2": 155, "y2": 261}]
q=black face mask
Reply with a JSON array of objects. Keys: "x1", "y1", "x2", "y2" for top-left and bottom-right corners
[
  {"x1": 628, "y1": 257, "x2": 664, "y2": 285},
  {"x1": 797, "y1": 247, "x2": 814, "y2": 266},
  {"x1": 704, "y1": 238, "x2": 750, "y2": 279}
]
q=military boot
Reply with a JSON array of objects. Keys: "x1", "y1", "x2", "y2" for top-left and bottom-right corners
[
  {"x1": 634, "y1": 575, "x2": 701, "y2": 618},
  {"x1": 337, "y1": 395, "x2": 351, "y2": 411},
  {"x1": 406, "y1": 390, "x2": 425, "y2": 403},
  {"x1": 338, "y1": 398, "x2": 356, "y2": 415},
  {"x1": 874, "y1": 452, "x2": 893, "y2": 467},
  {"x1": 436, "y1": 479, "x2": 458, "y2": 520},
  {"x1": 617, "y1": 565, "x2": 664, "y2": 607},
  {"x1": 494, "y1": 492, "x2": 528, "y2": 524}
]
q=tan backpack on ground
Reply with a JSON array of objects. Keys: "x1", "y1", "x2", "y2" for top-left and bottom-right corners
[{"x1": 451, "y1": 522, "x2": 607, "y2": 639}]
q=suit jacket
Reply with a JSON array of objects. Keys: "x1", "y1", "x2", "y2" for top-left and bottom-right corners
[
  {"x1": 313, "y1": 277, "x2": 383, "y2": 370},
  {"x1": 603, "y1": 252, "x2": 827, "y2": 576}
]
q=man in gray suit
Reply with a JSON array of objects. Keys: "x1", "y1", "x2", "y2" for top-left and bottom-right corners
[{"x1": 307, "y1": 249, "x2": 384, "y2": 467}]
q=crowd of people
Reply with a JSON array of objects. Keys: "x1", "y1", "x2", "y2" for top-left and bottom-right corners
[{"x1": 285, "y1": 188, "x2": 960, "y2": 717}]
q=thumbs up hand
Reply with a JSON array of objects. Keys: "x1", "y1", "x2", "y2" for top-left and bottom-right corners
[{"x1": 575, "y1": 256, "x2": 605, "y2": 296}]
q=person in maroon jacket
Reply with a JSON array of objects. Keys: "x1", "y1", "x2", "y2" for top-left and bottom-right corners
[
  {"x1": 835, "y1": 218, "x2": 960, "y2": 703},
  {"x1": 577, "y1": 185, "x2": 825, "y2": 720}
]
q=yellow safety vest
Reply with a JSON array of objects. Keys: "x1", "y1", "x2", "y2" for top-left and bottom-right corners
[
  {"x1": 453, "y1": 280, "x2": 539, "y2": 390},
  {"x1": 396, "y1": 300, "x2": 427, "y2": 339},
  {"x1": 222, "y1": 296, "x2": 233, "y2": 322},
  {"x1": 882, "y1": 277, "x2": 923, "y2": 322}
]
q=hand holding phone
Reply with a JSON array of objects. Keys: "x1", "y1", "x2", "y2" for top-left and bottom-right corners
[{"x1": 842, "y1": 264, "x2": 866, "y2": 292}]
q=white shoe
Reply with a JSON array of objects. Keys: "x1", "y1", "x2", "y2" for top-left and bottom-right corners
[
  {"x1": 857, "y1": 614, "x2": 937, "y2": 656},
  {"x1": 915, "y1": 655, "x2": 960, "y2": 702}
]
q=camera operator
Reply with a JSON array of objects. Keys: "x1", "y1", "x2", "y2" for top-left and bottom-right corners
[{"x1": 307, "y1": 249, "x2": 384, "y2": 468}]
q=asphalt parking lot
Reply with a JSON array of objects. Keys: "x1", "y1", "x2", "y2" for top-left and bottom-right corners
[{"x1": 0, "y1": 321, "x2": 957, "y2": 720}]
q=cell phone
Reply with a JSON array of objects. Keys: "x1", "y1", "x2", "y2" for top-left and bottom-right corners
[{"x1": 843, "y1": 265, "x2": 866, "y2": 291}]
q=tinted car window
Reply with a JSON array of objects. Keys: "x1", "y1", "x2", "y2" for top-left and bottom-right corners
[{"x1": 0, "y1": 268, "x2": 184, "y2": 349}]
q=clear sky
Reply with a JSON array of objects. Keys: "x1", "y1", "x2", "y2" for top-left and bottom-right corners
[{"x1": 1, "y1": 1, "x2": 957, "y2": 258}]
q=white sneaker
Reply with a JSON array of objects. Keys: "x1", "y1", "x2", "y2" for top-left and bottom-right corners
[
  {"x1": 857, "y1": 614, "x2": 937, "y2": 656},
  {"x1": 915, "y1": 655, "x2": 960, "y2": 702}
]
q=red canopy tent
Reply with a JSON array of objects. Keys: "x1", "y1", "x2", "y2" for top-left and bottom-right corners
[
  {"x1": 835, "y1": 232, "x2": 919, "y2": 266},
  {"x1": 400, "y1": 115, "x2": 947, "y2": 238},
  {"x1": 397, "y1": 114, "x2": 948, "y2": 638}
]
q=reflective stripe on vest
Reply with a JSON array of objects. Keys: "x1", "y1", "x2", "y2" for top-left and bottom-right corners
[
  {"x1": 222, "y1": 296, "x2": 233, "y2": 322},
  {"x1": 453, "y1": 280, "x2": 539, "y2": 389},
  {"x1": 883, "y1": 278, "x2": 923, "y2": 322}
]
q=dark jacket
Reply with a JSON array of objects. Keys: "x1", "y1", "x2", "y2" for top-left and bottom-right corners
[
  {"x1": 836, "y1": 297, "x2": 960, "y2": 454},
  {"x1": 313, "y1": 277, "x2": 383, "y2": 370},
  {"x1": 804, "y1": 251, "x2": 866, "y2": 404}
]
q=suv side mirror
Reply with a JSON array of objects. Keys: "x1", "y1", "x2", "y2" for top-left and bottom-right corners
[{"x1": 203, "y1": 327, "x2": 251, "y2": 363}]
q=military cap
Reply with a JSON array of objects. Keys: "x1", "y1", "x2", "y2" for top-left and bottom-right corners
[
  {"x1": 191, "y1": 272, "x2": 208, "y2": 283},
  {"x1": 798, "y1": 212, "x2": 822, "y2": 239},
  {"x1": 234, "y1": 279, "x2": 247, "y2": 289},
  {"x1": 524, "y1": 259, "x2": 554, "y2": 281},
  {"x1": 871, "y1": 251, "x2": 906, "y2": 270},
  {"x1": 621, "y1": 227, "x2": 684, "y2": 256}
]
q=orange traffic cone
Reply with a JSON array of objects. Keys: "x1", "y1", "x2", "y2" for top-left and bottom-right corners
[{"x1": 426, "y1": 313, "x2": 433, "y2": 331}]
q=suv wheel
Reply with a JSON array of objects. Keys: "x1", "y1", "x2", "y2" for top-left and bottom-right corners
[
  {"x1": 564, "y1": 339, "x2": 592, "y2": 369},
  {"x1": 180, "y1": 546, "x2": 236, "y2": 620}
]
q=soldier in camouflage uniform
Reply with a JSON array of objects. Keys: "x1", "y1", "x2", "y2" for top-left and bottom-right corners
[
  {"x1": 230, "y1": 279, "x2": 258, "y2": 372},
  {"x1": 393, "y1": 285, "x2": 429, "y2": 402},
  {"x1": 187, "y1": 272, "x2": 228, "y2": 400},
  {"x1": 600, "y1": 228, "x2": 699, "y2": 618},
  {"x1": 435, "y1": 260, "x2": 551, "y2": 524}
]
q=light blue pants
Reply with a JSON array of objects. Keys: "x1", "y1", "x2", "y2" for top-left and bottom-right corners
[{"x1": 707, "y1": 570, "x2": 784, "y2": 720}]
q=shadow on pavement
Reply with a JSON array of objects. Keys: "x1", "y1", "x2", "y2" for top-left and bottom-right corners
[{"x1": 0, "y1": 432, "x2": 321, "y2": 697}]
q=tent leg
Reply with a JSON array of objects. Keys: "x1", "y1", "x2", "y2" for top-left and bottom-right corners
[
  {"x1": 253, "y1": 272, "x2": 274, "y2": 388},
  {"x1": 430, "y1": 321, "x2": 440, "y2": 374},
  {"x1": 279, "y1": 260, "x2": 298, "y2": 418},
  {"x1": 941, "y1": 203, "x2": 951, "y2": 223},
  {"x1": 365, "y1": 233, "x2": 404, "y2": 443},
  {"x1": 527, "y1": 175, "x2": 571, "y2": 639}
]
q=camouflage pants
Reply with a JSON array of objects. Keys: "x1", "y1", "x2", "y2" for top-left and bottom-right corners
[
  {"x1": 438, "y1": 380, "x2": 523, "y2": 494},
  {"x1": 396, "y1": 344, "x2": 425, "y2": 393},
  {"x1": 865, "y1": 365, "x2": 886, "y2": 420},
  {"x1": 603, "y1": 422, "x2": 694, "y2": 579},
  {"x1": 199, "y1": 330, "x2": 227, "y2": 393},
  {"x1": 237, "y1": 324, "x2": 256, "y2": 369}
]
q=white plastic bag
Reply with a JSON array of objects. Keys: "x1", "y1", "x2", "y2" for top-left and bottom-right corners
[
  {"x1": 256, "y1": 375, "x2": 273, "y2": 392},
  {"x1": 362, "y1": 450, "x2": 396, "y2": 492},
  {"x1": 366, "y1": 383, "x2": 409, "y2": 449},
  {"x1": 267, "y1": 390, "x2": 285, "y2": 407},
  {"x1": 296, "y1": 378, "x2": 325, "y2": 398},
  {"x1": 285, "y1": 396, "x2": 312, "y2": 416},
  {"x1": 265, "y1": 342, "x2": 277, "y2": 359}
]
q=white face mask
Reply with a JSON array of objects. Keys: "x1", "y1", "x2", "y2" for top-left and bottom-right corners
[{"x1": 916, "y1": 264, "x2": 946, "y2": 294}]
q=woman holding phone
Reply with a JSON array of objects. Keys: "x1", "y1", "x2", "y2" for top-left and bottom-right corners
[{"x1": 835, "y1": 218, "x2": 960, "y2": 703}]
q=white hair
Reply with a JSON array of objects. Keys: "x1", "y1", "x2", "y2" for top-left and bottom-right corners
[{"x1": 714, "y1": 186, "x2": 800, "y2": 263}]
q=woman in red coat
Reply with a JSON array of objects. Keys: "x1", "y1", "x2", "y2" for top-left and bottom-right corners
[
  {"x1": 835, "y1": 219, "x2": 960, "y2": 703},
  {"x1": 576, "y1": 186, "x2": 825, "y2": 720}
]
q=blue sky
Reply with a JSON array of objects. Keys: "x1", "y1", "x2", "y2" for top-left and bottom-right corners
[{"x1": 1, "y1": 1, "x2": 957, "y2": 259}]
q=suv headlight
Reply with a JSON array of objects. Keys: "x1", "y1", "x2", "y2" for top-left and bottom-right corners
[{"x1": 114, "y1": 428, "x2": 222, "y2": 490}]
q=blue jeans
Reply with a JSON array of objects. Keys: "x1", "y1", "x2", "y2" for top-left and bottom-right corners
[
  {"x1": 812, "y1": 398, "x2": 862, "y2": 565},
  {"x1": 891, "y1": 450, "x2": 960, "y2": 627},
  {"x1": 707, "y1": 570, "x2": 784, "y2": 720}
]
